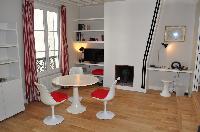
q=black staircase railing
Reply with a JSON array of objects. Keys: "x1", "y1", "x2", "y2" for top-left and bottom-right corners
[
  {"x1": 36, "y1": 56, "x2": 57, "y2": 72},
  {"x1": 141, "y1": 0, "x2": 161, "y2": 89}
]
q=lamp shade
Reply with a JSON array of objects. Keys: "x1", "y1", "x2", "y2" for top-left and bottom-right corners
[
  {"x1": 161, "y1": 42, "x2": 168, "y2": 48},
  {"x1": 79, "y1": 47, "x2": 84, "y2": 52}
]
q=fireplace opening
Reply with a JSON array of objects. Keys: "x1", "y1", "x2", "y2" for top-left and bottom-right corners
[{"x1": 115, "y1": 65, "x2": 134, "y2": 87}]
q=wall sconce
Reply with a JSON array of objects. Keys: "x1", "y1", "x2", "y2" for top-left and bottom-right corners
[
  {"x1": 79, "y1": 47, "x2": 84, "y2": 52},
  {"x1": 73, "y1": 42, "x2": 87, "y2": 52},
  {"x1": 157, "y1": 42, "x2": 168, "y2": 66},
  {"x1": 161, "y1": 42, "x2": 168, "y2": 48}
]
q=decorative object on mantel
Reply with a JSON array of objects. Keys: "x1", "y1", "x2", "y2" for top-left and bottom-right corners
[{"x1": 164, "y1": 26, "x2": 186, "y2": 42}]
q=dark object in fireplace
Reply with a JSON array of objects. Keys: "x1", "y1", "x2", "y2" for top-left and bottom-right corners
[{"x1": 115, "y1": 65, "x2": 134, "y2": 87}]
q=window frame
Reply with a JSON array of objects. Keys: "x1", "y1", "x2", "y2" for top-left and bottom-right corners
[{"x1": 34, "y1": 2, "x2": 60, "y2": 77}]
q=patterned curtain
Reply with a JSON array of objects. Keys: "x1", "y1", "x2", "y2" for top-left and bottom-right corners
[
  {"x1": 60, "y1": 5, "x2": 69, "y2": 76},
  {"x1": 23, "y1": 0, "x2": 40, "y2": 102}
]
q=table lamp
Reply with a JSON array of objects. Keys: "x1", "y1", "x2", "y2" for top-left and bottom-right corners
[
  {"x1": 79, "y1": 47, "x2": 84, "y2": 62},
  {"x1": 157, "y1": 42, "x2": 168, "y2": 66}
]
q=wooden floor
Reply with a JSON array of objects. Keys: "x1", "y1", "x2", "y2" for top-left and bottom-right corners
[{"x1": 0, "y1": 86, "x2": 199, "y2": 132}]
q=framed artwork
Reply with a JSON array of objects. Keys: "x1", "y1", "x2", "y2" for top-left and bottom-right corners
[{"x1": 164, "y1": 26, "x2": 186, "y2": 42}]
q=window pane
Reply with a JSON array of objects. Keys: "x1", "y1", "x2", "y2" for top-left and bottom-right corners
[
  {"x1": 34, "y1": 31, "x2": 45, "y2": 51},
  {"x1": 47, "y1": 11, "x2": 57, "y2": 31},
  {"x1": 34, "y1": 9, "x2": 44, "y2": 30},
  {"x1": 49, "y1": 51, "x2": 59, "y2": 69},
  {"x1": 34, "y1": 5, "x2": 60, "y2": 73},
  {"x1": 36, "y1": 52, "x2": 47, "y2": 72},
  {"x1": 48, "y1": 31, "x2": 59, "y2": 51}
]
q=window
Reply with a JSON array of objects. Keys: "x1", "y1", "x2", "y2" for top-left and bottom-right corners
[{"x1": 34, "y1": 3, "x2": 59, "y2": 75}]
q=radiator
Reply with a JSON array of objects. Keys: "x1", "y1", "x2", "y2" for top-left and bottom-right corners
[{"x1": 38, "y1": 72, "x2": 61, "y2": 92}]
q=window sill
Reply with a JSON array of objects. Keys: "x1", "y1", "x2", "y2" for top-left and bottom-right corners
[{"x1": 37, "y1": 68, "x2": 60, "y2": 78}]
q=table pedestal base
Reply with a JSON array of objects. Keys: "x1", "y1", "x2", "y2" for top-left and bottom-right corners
[
  {"x1": 68, "y1": 96, "x2": 83, "y2": 103},
  {"x1": 67, "y1": 105, "x2": 86, "y2": 114},
  {"x1": 67, "y1": 86, "x2": 86, "y2": 114}
]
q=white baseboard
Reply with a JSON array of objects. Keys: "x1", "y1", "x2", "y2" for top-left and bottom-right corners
[
  {"x1": 116, "y1": 85, "x2": 146, "y2": 93},
  {"x1": 148, "y1": 85, "x2": 162, "y2": 91},
  {"x1": 148, "y1": 85, "x2": 175, "y2": 93}
]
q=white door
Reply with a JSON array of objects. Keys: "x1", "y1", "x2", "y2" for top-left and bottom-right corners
[
  {"x1": 3, "y1": 79, "x2": 25, "y2": 118},
  {"x1": 0, "y1": 84, "x2": 6, "y2": 121}
]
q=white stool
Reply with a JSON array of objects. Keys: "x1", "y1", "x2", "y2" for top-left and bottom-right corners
[{"x1": 160, "y1": 80, "x2": 172, "y2": 97}]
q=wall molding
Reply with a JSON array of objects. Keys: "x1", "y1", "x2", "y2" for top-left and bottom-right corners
[{"x1": 116, "y1": 85, "x2": 146, "y2": 93}]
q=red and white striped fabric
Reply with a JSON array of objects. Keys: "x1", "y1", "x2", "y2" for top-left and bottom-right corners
[
  {"x1": 60, "y1": 5, "x2": 69, "y2": 76},
  {"x1": 23, "y1": 0, "x2": 40, "y2": 102}
]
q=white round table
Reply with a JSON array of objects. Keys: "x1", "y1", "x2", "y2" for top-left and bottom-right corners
[{"x1": 52, "y1": 74, "x2": 99, "y2": 114}]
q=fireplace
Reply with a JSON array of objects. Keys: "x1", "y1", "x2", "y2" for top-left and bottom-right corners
[{"x1": 115, "y1": 65, "x2": 134, "y2": 87}]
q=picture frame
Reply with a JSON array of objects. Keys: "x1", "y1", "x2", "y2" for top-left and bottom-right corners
[{"x1": 164, "y1": 26, "x2": 186, "y2": 42}]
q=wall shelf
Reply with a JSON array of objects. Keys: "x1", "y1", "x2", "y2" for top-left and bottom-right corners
[
  {"x1": 0, "y1": 59, "x2": 18, "y2": 65},
  {"x1": 147, "y1": 67, "x2": 193, "y2": 74},
  {"x1": 0, "y1": 44, "x2": 17, "y2": 48},
  {"x1": 74, "y1": 30, "x2": 104, "y2": 33},
  {"x1": 0, "y1": 28, "x2": 16, "y2": 31},
  {"x1": 73, "y1": 18, "x2": 104, "y2": 21},
  {"x1": 0, "y1": 77, "x2": 19, "y2": 83},
  {"x1": 76, "y1": 62, "x2": 104, "y2": 67},
  {"x1": 74, "y1": 41, "x2": 104, "y2": 44}
]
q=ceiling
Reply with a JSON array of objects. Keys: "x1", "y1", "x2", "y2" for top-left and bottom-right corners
[
  {"x1": 64, "y1": 0, "x2": 124, "y2": 6},
  {"x1": 38, "y1": 0, "x2": 199, "y2": 7},
  {"x1": 63, "y1": 0, "x2": 199, "y2": 6},
  {"x1": 37, "y1": 0, "x2": 124, "y2": 7}
]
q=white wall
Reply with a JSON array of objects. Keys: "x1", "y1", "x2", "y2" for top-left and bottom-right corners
[
  {"x1": 80, "y1": 5, "x2": 103, "y2": 18},
  {"x1": 67, "y1": 5, "x2": 79, "y2": 68},
  {"x1": 148, "y1": 0, "x2": 197, "y2": 90},
  {"x1": 104, "y1": 0, "x2": 156, "y2": 91}
]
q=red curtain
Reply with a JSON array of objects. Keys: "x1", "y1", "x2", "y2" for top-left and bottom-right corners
[
  {"x1": 60, "y1": 5, "x2": 69, "y2": 76},
  {"x1": 23, "y1": 0, "x2": 40, "y2": 102}
]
